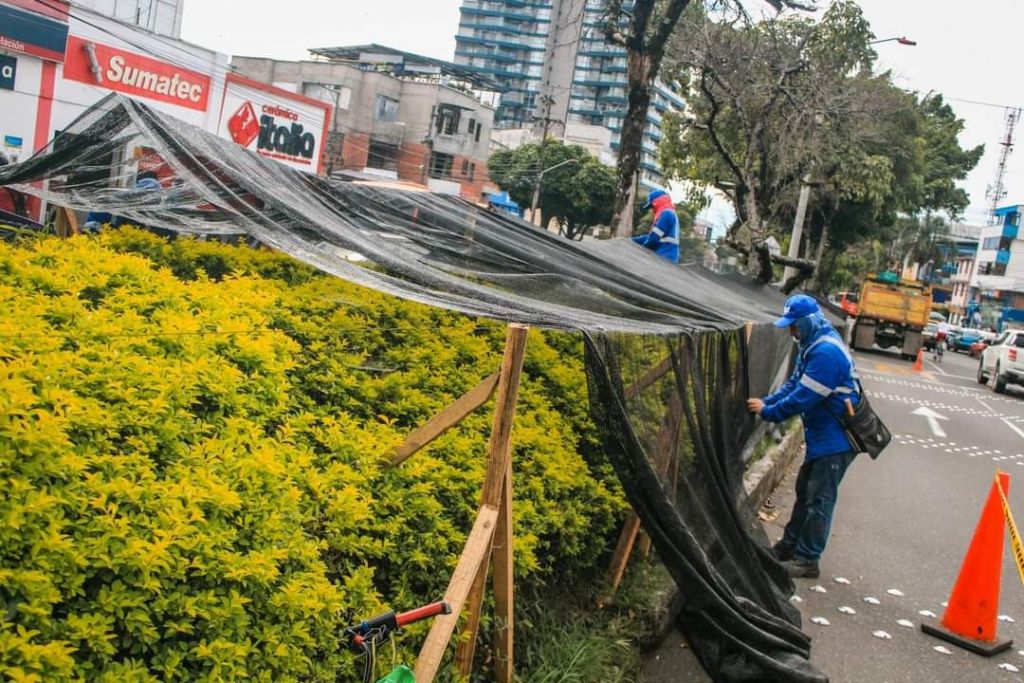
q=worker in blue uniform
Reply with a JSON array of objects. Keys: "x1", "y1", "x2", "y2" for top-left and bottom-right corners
[
  {"x1": 632, "y1": 189, "x2": 679, "y2": 263},
  {"x1": 747, "y1": 294, "x2": 860, "y2": 578}
]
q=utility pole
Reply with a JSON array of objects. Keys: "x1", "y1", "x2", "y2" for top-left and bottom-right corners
[
  {"x1": 530, "y1": 94, "x2": 556, "y2": 226},
  {"x1": 530, "y1": 158, "x2": 579, "y2": 223},
  {"x1": 782, "y1": 175, "x2": 812, "y2": 283}
]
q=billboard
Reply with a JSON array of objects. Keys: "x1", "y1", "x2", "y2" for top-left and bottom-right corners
[
  {"x1": 217, "y1": 74, "x2": 330, "y2": 175},
  {"x1": 62, "y1": 36, "x2": 212, "y2": 112}
]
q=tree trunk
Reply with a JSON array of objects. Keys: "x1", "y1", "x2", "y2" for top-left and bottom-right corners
[
  {"x1": 611, "y1": 53, "x2": 653, "y2": 237},
  {"x1": 809, "y1": 220, "x2": 830, "y2": 292}
]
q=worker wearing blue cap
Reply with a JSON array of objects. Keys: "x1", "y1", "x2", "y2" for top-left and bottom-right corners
[
  {"x1": 632, "y1": 189, "x2": 679, "y2": 263},
  {"x1": 746, "y1": 294, "x2": 860, "y2": 579}
]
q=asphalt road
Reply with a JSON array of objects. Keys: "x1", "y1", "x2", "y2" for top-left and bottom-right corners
[{"x1": 645, "y1": 346, "x2": 1024, "y2": 682}]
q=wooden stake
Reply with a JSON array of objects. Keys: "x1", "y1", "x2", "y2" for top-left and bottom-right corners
[
  {"x1": 492, "y1": 456, "x2": 515, "y2": 683},
  {"x1": 599, "y1": 512, "x2": 642, "y2": 608},
  {"x1": 454, "y1": 324, "x2": 529, "y2": 676},
  {"x1": 415, "y1": 504, "x2": 500, "y2": 683},
  {"x1": 387, "y1": 372, "x2": 500, "y2": 467},
  {"x1": 624, "y1": 355, "x2": 672, "y2": 400}
]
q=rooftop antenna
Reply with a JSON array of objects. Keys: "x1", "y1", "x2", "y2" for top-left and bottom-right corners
[{"x1": 986, "y1": 107, "x2": 1022, "y2": 223}]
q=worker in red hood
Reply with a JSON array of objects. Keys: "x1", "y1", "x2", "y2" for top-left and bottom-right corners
[{"x1": 632, "y1": 189, "x2": 679, "y2": 263}]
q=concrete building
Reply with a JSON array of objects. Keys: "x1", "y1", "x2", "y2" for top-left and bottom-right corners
[
  {"x1": 455, "y1": 0, "x2": 684, "y2": 191},
  {"x1": 74, "y1": 0, "x2": 185, "y2": 38},
  {"x1": 968, "y1": 205, "x2": 1024, "y2": 330},
  {"x1": 233, "y1": 45, "x2": 499, "y2": 201}
]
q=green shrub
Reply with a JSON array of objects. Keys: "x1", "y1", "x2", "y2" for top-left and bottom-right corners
[{"x1": 0, "y1": 231, "x2": 624, "y2": 681}]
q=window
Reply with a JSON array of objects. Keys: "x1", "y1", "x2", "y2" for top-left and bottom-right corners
[
  {"x1": 435, "y1": 105, "x2": 462, "y2": 135},
  {"x1": 475, "y1": 122, "x2": 482, "y2": 143},
  {"x1": 468, "y1": 119, "x2": 476, "y2": 135},
  {"x1": 375, "y1": 95, "x2": 399, "y2": 122},
  {"x1": 366, "y1": 139, "x2": 398, "y2": 172},
  {"x1": 428, "y1": 152, "x2": 454, "y2": 179},
  {"x1": 469, "y1": 162, "x2": 476, "y2": 181},
  {"x1": 461, "y1": 159, "x2": 469, "y2": 176},
  {"x1": 983, "y1": 236, "x2": 1014, "y2": 251},
  {"x1": 1015, "y1": 334, "x2": 1024, "y2": 348},
  {"x1": 978, "y1": 262, "x2": 1007, "y2": 276}
]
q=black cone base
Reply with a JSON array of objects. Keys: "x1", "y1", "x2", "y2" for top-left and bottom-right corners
[{"x1": 921, "y1": 621, "x2": 1013, "y2": 656}]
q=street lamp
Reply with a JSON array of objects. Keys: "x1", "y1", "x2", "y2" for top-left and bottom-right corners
[
  {"x1": 530, "y1": 157, "x2": 579, "y2": 225},
  {"x1": 870, "y1": 36, "x2": 917, "y2": 46}
]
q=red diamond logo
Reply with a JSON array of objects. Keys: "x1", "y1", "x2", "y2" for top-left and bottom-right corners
[{"x1": 228, "y1": 101, "x2": 259, "y2": 147}]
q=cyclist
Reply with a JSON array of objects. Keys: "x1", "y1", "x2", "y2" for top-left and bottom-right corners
[{"x1": 933, "y1": 320, "x2": 949, "y2": 363}]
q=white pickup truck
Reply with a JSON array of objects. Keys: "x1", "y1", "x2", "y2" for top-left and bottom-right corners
[{"x1": 978, "y1": 329, "x2": 1024, "y2": 393}]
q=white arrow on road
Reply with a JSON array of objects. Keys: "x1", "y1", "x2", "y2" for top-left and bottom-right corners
[{"x1": 911, "y1": 406, "x2": 950, "y2": 438}]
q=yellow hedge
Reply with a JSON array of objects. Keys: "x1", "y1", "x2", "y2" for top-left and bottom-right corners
[{"x1": 0, "y1": 230, "x2": 623, "y2": 682}]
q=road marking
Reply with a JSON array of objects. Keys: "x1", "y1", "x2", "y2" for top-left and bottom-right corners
[
  {"x1": 976, "y1": 396, "x2": 997, "y2": 414},
  {"x1": 1003, "y1": 418, "x2": 1024, "y2": 442},
  {"x1": 925, "y1": 358, "x2": 949, "y2": 376},
  {"x1": 912, "y1": 406, "x2": 949, "y2": 438}
]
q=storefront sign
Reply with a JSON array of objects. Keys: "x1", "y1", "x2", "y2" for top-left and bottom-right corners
[
  {"x1": 0, "y1": 3, "x2": 69, "y2": 63},
  {"x1": 63, "y1": 36, "x2": 211, "y2": 112},
  {"x1": 217, "y1": 74, "x2": 330, "y2": 175},
  {"x1": 0, "y1": 55, "x2": 16, "y2": 91}
]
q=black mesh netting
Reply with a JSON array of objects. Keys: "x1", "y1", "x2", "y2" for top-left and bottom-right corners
[{"x1": 0, "y1": 94, "x2": 826, "y2": 682}]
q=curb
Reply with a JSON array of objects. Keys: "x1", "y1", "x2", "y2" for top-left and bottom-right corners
[
  {"x1": 638, "y1": 427, "x2": 805, "y2": 653},
  {"x1": 741, "y1": 427, "x2": 805, "y2": 521}
]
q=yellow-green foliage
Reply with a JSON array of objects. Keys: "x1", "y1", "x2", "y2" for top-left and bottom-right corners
[{"x1": 0, "y1": 229, "x2": 623, "y2": 682}]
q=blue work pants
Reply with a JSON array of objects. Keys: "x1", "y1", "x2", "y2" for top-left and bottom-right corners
[{"x1": 779, "y1": 451, "x2": 857, "y2": 561}]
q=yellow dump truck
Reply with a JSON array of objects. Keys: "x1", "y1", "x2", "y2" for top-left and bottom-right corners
[{"x1": 850, "y1": 274, "x2": 932, "y2": 359}]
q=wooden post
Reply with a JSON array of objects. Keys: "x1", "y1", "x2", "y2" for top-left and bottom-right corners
[
  {"x1": 454, "y1": 324, "x2": 529, "y2": 678},
  {"x1": 386, "y1": 372, "x2": 500, "y2": 467},
  {"x1": 492, "y1": 457, "x2": 515, "y2": 682},
  {"x1": 414, "y1": 504, "x2": 500, "y2": 683}
]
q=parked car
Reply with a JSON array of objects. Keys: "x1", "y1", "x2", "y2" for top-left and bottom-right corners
[
  {"x1": 952, "y1": 328, "x2": 985, "y2": 353},
  {"x1": 978, "y1": 329, "x2": 1024, "y2": 393},
  {"x1": 923, "y1": 323, "x2": 938, "y2": 351}
]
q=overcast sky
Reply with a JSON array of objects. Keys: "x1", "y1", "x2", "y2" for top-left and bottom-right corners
[{"x1": 181, "y1": 0, "x2": 1023, "y2": 228}]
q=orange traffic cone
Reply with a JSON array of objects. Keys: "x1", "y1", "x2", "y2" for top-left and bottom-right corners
[
  {"x1": 913, "y1": 348, "x2": 924, "y2": 372},
  {"x1": 921, "y1": 472, "x2": 1013, "y2": 655}
]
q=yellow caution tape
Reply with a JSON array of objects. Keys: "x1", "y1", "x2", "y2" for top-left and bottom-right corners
[{"x1": 995, "y1": 470, "x2": 1024, "y2": 588}]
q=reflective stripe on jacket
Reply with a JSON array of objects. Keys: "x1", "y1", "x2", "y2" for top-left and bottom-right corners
[{"x1": 760, "y1": 329, "x2": 860, "y2": 460}]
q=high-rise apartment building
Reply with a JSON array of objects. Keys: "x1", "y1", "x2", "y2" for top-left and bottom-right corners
[{"x1": 454, "y1": 0, "x2": 683, "y2": 191}]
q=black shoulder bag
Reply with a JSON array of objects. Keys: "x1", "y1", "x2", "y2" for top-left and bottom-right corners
[{"x1": 835, "y1": 382, "x2": 891, "y2": 460}]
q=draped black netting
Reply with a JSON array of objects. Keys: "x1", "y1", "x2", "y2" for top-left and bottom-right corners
[{"x1": 0, "y1": 94, "x2": 825, "y2": 682}]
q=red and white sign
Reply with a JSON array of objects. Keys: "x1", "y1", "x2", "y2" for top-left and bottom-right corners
[
  {"x1": 217, "y1": 73, "x2": 330, "y2": 175},
  {"x1": 63, "y1": 35, "x2": 211, "y2": 112}
]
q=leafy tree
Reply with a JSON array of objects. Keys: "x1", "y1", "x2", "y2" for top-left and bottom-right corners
[
  {"x1": 600, "y1": 0, "x2": 813, "y2": 237},
  {"x1": 659, "y1": 1, "x2": 981, "y2": 286},
  {"x1": 488, "y1": 140, "x2": 617, "y2": 240}
]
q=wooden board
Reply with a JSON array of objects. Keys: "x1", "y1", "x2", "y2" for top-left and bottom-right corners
[
  {"x1": 387, "y1": 372, "x2": 500, "y2": 466},
  {"x1": 414, "y1": 504, "x2": 500, "y2": 683}
]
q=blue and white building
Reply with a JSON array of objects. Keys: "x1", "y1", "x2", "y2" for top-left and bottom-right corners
[
  {"x1": 454, "y1": 0, "x2": 684, "y2": 191},
  {"x1": 968, "y1": 205, "x2": 1024, "y2": 330}
]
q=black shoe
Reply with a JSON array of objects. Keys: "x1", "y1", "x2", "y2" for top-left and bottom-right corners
[
  {"x1": 770, "y1": 543, "x2": 794, "y2": 562},
  {"x1": 783, "y1": 558, "x2": 820, "y2": 579}
]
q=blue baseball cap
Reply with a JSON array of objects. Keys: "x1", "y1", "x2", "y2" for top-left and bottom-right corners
[
  {"x1": 774, "y1": 294, "x2": 820, "y2": 328},
  {"x1": 643, "y1": 189, "x2": 667, "y2": 210}
]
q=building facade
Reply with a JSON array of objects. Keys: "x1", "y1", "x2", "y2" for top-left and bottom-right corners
[
  {"x1": 455, "y1": 0, "x2": 683, "y2": 191},
  {"x1": 232, "y1": 46, "x2": 498, "y2": 201},
  {"x1": 0, "y1": 0, "x2": 340, "y2": 221},
  {"x1": 968, "y1": 205, "x2": 1024, "y2": 330}
]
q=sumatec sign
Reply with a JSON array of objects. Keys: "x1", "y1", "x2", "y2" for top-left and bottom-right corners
[
  {"x1": 218, "y1": 74, "x2": 331, "y2": 175},
  {"x1": 63, "y1": 36, "x2": 212, "y2": 112}
]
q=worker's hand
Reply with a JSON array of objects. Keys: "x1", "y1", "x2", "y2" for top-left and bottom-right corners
[{"x1": 746, "y1": 398, "x2": 765, "y2": 416}]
